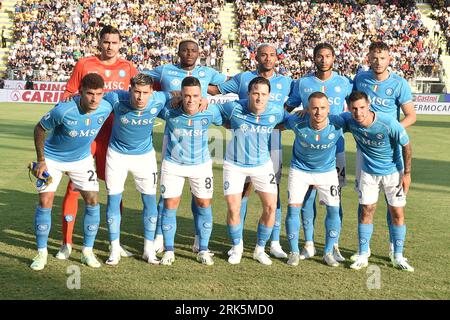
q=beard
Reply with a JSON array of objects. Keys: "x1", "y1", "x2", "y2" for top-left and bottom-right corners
[{"x1": 316, "y1": 65, "x2": 333, "y2": 72}]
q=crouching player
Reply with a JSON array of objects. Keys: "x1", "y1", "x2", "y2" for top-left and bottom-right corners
[
  {"x1": 103, "y1": 74, "x2": 171, "y2": 265},
  {"x1": 158, "y1": 76, "x2": 223, "y2": 266},
  {"x1": 31, "y1": 74, "x2": 112, "y2": 270}
]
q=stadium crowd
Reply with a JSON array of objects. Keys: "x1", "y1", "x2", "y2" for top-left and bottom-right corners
[
  {"x1": 433, "y1": 2, "x2": 450, "y2": 55},
  {"x1": 7, "y1": 0, "x2": 225, "y2": 81},
  {"x1": 236, "y1": 0, "x2": 442, "y2": 80},
  {"x1": 5, "y1": 0, "x2": 446, "y2": 82}
]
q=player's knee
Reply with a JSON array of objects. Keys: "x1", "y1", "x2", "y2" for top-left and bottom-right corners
[
  {"x1": 39, "y1": 193, "x2": 54, "y2": 208},
  {"x1": 227, "y1": 206, "x2": 240, "y2": 224},
  {"x1": 389, "y1": 207, "x2": 405, "y2": 225},
  {"x1": 360, "y1": 204, "x2": 376, "y2": 223},
  {"x1": 164, "y1": 198, "x2": 180, "y2": 210},
  {"x1": 194, "y1": 198, "x2": 210, "y2": 208},
  {"x1": 82, "y1": 191, "x2": 98, "y2": 206},
  {"x1": 264, "y1": 199, "x2": 277, "y2": 215}
]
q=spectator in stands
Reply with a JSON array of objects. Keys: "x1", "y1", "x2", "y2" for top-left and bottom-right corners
[
  {"x1": 436, "y1": 4, "x2": 450, "y2": 54},
  {"x1": 24, "y1": 76, "x2": 34, "y2": 90},
  {"x1": 7, "y1": 0, "x2": 225, "y2": 81},
  {"x1": 235, "y1": 0, "x2": 441, "y2": 81},
  {"x1": 1, "y1": 27, "x2": 6, "y2": 48}
]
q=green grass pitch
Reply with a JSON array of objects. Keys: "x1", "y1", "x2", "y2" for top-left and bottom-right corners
[{"x1": 0, "y1": 102, "x2": 449, "y2": 300}]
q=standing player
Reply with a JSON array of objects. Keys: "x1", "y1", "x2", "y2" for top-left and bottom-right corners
[
  {"x1": 102, "y1": 74, "x2": 172, "y2": 265},
  {"x1": 285, "y1": 43, "x2": 352, "y2": 262},
  {"x1": 144, "y1": 39, "x2": 227, "y2": 254},
  {"x1": 158, "y1": 77, "x2": 223, "y2": 266},
  {"x1": 220, "y1": 77, "x2": 286, "y2": 265},
  {"x1": 208, "y1": 43, "x2": 292, "y2": 259},
  {"x1": 56, "y1": 25, "x2": 138, "y2": 260},
  {"x1": 343, "y1": 92, "x2": 414, "y2": 272},
  {"x1": 352, "y1": 41, "x2": 416, "y2": 262},
  {"x1": 30, "y1": 74, "x2": 112, "y2": 271},
  {"x1": 282, "y1": 92, "x2": 344, "y2": 267}
]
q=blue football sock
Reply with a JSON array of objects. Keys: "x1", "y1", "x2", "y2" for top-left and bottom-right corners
[
  {"x1": 391, "y1": 224, "x2": 406, "y2": 255},
  {"x1": 285, "y1": 205, "x2": 301, "y2": 253},
  {"x1": 324, "y1": 205, "x2": 341, "y2": 254},
  {"x1": 142, "y1": 193, "x2": 157, "y2": 241},
  {"x1": 271, "y1": 190, "x2": 282, "y2": 242},
  {"x1": 301, "y1": 187, "x2": 316, "y2": 242},
  {"x1": 191, "y1": 196, "x2": 200, "y2": 236},
  {"x1": 386, "y1": 206, "x2": 393, "y2": 245},
  {"x1": 227, "y1": 224, "x2": 242, "y2": 246},
  {"x1": 239, "y1": 196, "x2": 249, "y2": 239},
  {"x1": 35, "y1": 206, "x2": 51, "y2": 249},
  {"x1": 162, "y1": 207, "x2": 177, "y2": 251},
  {"x1": 358, "y1": 223, "x2": 373, "y2": 255},
  {"x1": 106, "y1": 193, "x2": 122, "y2": 242},
  {"x1": 337, "y1": 201, "x2": 344, "y2": 244},
  {"x1": 196, "y1": 205, "x2": 213, "y2": 252},
  {"x1": 83, "y1": 204, "x2": 100, "y2": 248},
  {"x1": 155, "y1": 196, "x2": 164, "y2": 236},
  {"x1": 257, "y1": 223, "x2": 273, "y2": 248}
]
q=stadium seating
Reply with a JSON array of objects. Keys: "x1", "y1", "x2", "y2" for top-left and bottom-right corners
[
  {"x1": 7, "y1": 0, "x2": 225, "y2": 81},
  {"x1": 3, "y1": 0, "x2": 445, "y2": 83},
  {"x1": 235, "y1": 0, "x2": 442, "y2": 80}
]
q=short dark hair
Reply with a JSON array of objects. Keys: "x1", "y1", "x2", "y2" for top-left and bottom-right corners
[
  {"x1": 99, "y1": 25, "x2": 121, "y2": 40},
  {"x1": 131, "y1": 73, "x2": 154, "y2": 87},
  {"x1": 181, "y1": 76, "x2": 201, "y2": 88},
  {"x1": 178, "y1": 39, "x2": 199, "y2": 51},
  {"x1": 248, "y1": 76, "x2": 271, "y2": 93},
  {"x1": 369, "y1": 41, "x2": 389, "y2": 53},
  {"x1": 313, "y1": 43, "x2": 335, "y2": 58},
  {"x1": 308, "y1": 91, "x2": 328, "y2": 102},
  {"x1": 80, "y1": 73, "x2": 104, "y2": 90},
  {"x1": 349, "y1": 91, "x2": 369, "y2": 104}
]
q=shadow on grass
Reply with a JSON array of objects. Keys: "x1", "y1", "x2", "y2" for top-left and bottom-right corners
[
  {"x1": 0, "y1": 188, "x2": 262, "y2": 266},
  {"x1": 411, "y1": 120, "x2": 450, "y2": 129}
]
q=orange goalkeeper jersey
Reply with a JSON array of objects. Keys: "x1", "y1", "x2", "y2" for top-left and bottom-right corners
[{"x1": 62, "y1": 55, "x2": 138, "y2": 98}]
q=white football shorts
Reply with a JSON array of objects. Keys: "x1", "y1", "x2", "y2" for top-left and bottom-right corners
[
  {"x1": 287, "y1": 167, "x2": 340, "y2": 206},
  {"x1": 38, "y1": 155, "x2": 99, "y2": 193},
  {"x1": 223, "y1": 160, "x2": 278, "y2": 196},
  {"x1": 336, "y1": 150, "x2": 346, "y2": 187},
  {"x1": 105, "y1": 148, "x2": 158, "y2": 195},
  {"x1": 160, "y1": 160, "x2": 214, "y2": 199},
  {"x1": 358, "y1": 170, "x2": 406, "y2": 207}
]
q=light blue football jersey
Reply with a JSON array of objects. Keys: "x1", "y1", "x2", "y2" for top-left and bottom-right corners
[
  {"x1": 159, "y1": 103, "x2": 223, "y2": 165},
  {"x1": 284, "y1": 114, "x2": 345, "y2": 173},
  {"x1": 353, "y1": 71, "x2": 413, "y2": 121},
  {"x1": 40, "y1": 96, "x2": 113, "y2": 162},
  {"x1": 218, "y1": 70, "x2": 293, "y2": 108},
  {"x1": 145, "y1": 64, "x2": 226, "y2": 97},
  {"x1": 341, "y1": 112, "x2": 410, "y2": 175},
  {"x1": 286, "y1": 71, "x2": 352, "y2": 153},
  {"x1": 104, "y1": 90, "x2": 170, "y2": 155},
  {"x1": 286, "y1": 71, "x2": 352, "y2": 115},
  {"x1": 218, "y1": 99, "x2": 286, "y2": 167}
]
